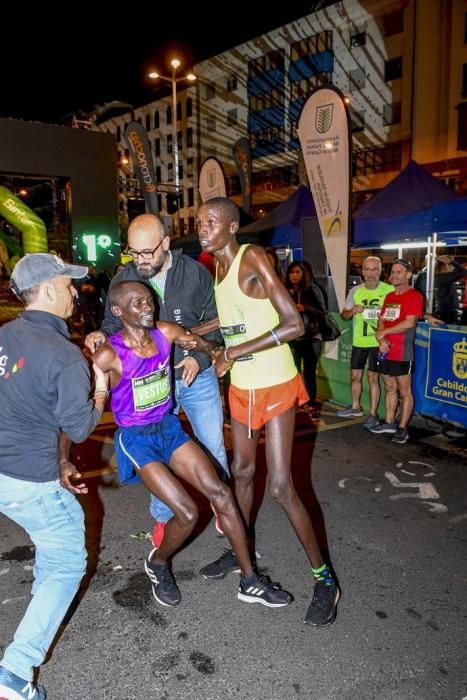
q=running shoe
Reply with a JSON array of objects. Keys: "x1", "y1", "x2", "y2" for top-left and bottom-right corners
[
  {"x1": 0, "y1": 666, "x2": 46, "y2": 699},
  {"x1": 210, "y1": 503, "x2": 224, "y2": 536},
  {"x1": 238, "y1": 573, "x2": 293, "y2": 607},
  {"x1": 362, "y1": 414, "x2": 379, "y2": 430},
  {"x1": 151, "y1": 521, "x2": 166, "y2": 549},
  {"x1": 144, "y1": 548, "x2": 181, "y2": 607},
  {"x1": 391, "y1": 427, "x2": 409, "y2": 444},
  {"x1": 304, "y1": 580, "x2": 340, "y2": 626},
  {"x1": 336, "y1": 406, "x2": 363, "y2": 417},
  {"x1": 199, "y1": 549, "x2": 240, "y2": 580},
  {"x1": 368, "y1": 421, "x2": 397, "y2": 434}
]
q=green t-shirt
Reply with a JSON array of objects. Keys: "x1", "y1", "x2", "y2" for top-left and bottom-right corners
[{"x1": 344, "y1": 282, "x2": 394, "y2": 347}]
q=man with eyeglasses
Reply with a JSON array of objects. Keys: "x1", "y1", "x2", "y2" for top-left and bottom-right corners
[
  {"x1": 369, "y1": 259, "x2": 424, "y2": 444},
  {"x1": 85, "y1": 213, "x2": 228, "y2": 547}
]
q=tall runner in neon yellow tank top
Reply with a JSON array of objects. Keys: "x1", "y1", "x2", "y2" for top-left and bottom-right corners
[{"x1": 193, "y1": 197, "x2": 340, "y2": 626}]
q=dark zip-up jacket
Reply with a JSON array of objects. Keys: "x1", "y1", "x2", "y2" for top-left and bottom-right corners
[
  {"x1": 0, "y1": 310, "x2": 101, "y2": 482},
  {"x1": 101, "y1": 250, "x2": 222, "y2": 378}
]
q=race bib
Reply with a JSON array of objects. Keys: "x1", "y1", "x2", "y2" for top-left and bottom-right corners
[
  {"x1": 362, "y1": 308, "x2": 381, "y2": 321},
  {"x1": 132, "y1": 368, "x2": 170, "y2": 411},
  {"x1": 220, "y1": 323, "x2": 253, "y2": 362},
  {"x1": 382, "y1": 305, "x2": 401, "y2": 322}
]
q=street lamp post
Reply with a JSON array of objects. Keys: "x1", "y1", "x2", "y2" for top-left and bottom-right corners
[{"x1": 148, "y1": 59, "x2": 196, "y2": 237}]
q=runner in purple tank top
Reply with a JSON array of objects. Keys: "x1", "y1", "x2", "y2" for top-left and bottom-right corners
[{"x1": 92, "y1": 281, "x2": 292, "y2": 609}]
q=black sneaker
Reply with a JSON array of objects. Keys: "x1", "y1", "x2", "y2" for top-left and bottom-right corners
[
  {"x1": 199, "y1": 549, "x2": 241, "y2": 580},
  {"x1": 144, "y1": 548, "x2": 181, "y2": 607},
  {"x1": 304, "y1": 580, "x2": 340, "y2": 626},
  {"x1": 391, "y1": 427, "x2": 409, "y2": 444},
  {"x1": 238, "y1": 573, "x2": 293, "y2": 608}
]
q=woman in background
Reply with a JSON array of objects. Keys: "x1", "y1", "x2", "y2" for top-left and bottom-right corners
[{"x1": 285, "y1": 261, "x2": 326, "y2": 420}]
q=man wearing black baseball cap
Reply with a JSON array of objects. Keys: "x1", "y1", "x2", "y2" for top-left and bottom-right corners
[{"x1": 0, "y1": 253, "x2": 108, "y2": 699}]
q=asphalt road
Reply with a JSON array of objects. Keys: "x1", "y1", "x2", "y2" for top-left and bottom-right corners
[{"x1": 1, "y1": 407, "x2": 466, "y2": 699}]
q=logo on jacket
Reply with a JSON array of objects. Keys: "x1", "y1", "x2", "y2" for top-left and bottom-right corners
[{"x1": 0, "y1": 348, "x2": 25, "y2": 379}]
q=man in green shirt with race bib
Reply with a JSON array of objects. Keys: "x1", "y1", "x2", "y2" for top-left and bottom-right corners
[{"x1": 338, "y1": 257, "x2": 393, "y2": 428}]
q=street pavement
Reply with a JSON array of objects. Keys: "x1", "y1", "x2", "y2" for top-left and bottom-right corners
[{"x1": 1, "y1": 406, "x2": 466, "y2": 699}]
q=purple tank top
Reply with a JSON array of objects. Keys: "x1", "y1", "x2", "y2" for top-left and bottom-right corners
[{"x1": 109, "y1": 328, "x2": 172, "y2": 427}]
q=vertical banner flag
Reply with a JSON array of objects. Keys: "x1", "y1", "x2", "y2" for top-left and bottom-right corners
[
  {"x1": 297, "y1": 86, "x2": 352, "y2": 311},
  {"x1": 124, "y1": 122, "x2": 160, "y2": 216},
  {"x1": 232, "y1": 138, "x2": 252, "y2": 216},
  {"x1": 199, "y1": 157, "x2": 227, "y2": 202}
]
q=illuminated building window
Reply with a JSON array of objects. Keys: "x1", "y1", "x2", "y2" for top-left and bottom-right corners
[
  {"x1": 353, "y1": 143, "x2": 402, "y2": 176},
  {"x1": 383, "y1": 101, "x2": 401, "y2": 125},
  {"x1": 385, "y1": 57, "x2": 403, "y2": 81},
  {"x1": 187, "y1": 158, "x2": 193, "y2": 177}
]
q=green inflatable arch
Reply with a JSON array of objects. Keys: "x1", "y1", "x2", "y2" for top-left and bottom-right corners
[{"x1": 0, "y1": 185, "x2": 48, "y2": 254}]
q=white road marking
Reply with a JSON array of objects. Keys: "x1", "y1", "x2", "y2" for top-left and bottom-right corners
[
  {"x1": 2, "y1": 596, "x2": 27, "y2": 605},
  {"x1": 0, "y1": 568, "x2": 10, "y2": 576},
  {"x1": 385, "y1": 471, "x2": 440, "y2": 501}
]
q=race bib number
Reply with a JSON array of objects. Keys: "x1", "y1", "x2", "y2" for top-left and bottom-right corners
[
  {"x1": 382, "y1": 305, "x2": 401, "y2": 322},
  {"x1": 362, "y1": 308, "x2": 381, "y2": 321},
  {"x1": 220, "y1": 323, "x2": 253, "y2": 362},
  {"x1": 132, "y1": 368, "x2": 170, "y2": 411}
]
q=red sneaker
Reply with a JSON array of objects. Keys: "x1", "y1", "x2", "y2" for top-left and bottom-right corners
[
  {"x1": 151, "y1": 521, "x2": 166, "y2": 549},
  {"x1": 210, "y1": 503, "x2": 225, "y2": 536}
]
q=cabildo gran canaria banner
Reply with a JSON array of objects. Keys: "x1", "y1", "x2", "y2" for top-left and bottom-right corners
[
  {"x1": 297, "y1": 86, "x2": 351, "y2": 312},
  {"x1": 124, "y1": 122, "x2": 160, "y2": 216},
  {"x1": 414, "y1": 325, "x2": 467, "y2": 427}
]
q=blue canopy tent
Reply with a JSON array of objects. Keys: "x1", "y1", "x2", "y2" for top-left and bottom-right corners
[
  {"x1": 238, "y1": 184, "x2": 317, "y2": 248},
  {"x1": 354, "y1": 160, "x2": 467, "y2": 247}
]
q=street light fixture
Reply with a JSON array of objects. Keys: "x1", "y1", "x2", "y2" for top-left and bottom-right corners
[{"x1": 148, "y1": 58, "x2": 196, "y2": 236}]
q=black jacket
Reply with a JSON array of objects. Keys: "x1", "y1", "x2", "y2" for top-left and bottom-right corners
[
  {"x1": 101, "y1": 250, "x2": 222, "y2": 378},
  {"x1": 0, "y1": 311, "x2": 100, "y2": 482}
]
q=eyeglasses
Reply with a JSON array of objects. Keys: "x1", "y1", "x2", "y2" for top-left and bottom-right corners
[
  {"x1": 127, "y1": 238, "x2": 165, "y2": 260},
  {"x1": 392, "y1": 258, "x2": 412, "y2": 271}
]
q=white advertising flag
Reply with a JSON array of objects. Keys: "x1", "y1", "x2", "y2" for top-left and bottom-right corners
[
  {"x1": 297, "y1": 86, "x2": 351, "y2": 311},
  {"x1": 199, "y1": 157, "x2": 227, "y2": 202}
]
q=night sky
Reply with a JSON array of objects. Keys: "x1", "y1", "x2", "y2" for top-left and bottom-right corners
[{"x1": 1, "y1": 4, "x2": 320, "y2": 124}]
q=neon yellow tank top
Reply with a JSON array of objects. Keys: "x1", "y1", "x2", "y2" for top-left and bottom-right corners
[{"x1": 215, "y1": 244, "x2": 297, "y2": 390}]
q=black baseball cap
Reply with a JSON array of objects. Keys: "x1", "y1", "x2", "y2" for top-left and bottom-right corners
[{"x1": 392, "y1": 258, "x2": 412, "y2": 271}]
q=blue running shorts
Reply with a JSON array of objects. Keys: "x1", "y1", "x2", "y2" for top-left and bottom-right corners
[{"x1": 115, "y1": 413, "x2": 190, "y2": 484}]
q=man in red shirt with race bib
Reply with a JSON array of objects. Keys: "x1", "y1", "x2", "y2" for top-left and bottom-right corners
[{"x1": 369, "y1": 259, "x2": 424, "y2": 444}]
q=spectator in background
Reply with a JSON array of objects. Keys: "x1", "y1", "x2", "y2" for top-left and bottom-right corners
[
  {"x1": 415, "y1": 254, "x2": 465, "y2": 324},
  {"x1": 265, "y1": 247, "x2": 284, "y2": 282},
  {"x1": 197, "y1": 251, "x2": 216, "y2": 278},
  {"x1": 285, "y1": 261, "x2": 326, "y2": 420}
]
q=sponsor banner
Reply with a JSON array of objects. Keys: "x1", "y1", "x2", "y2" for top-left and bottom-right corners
[
  {"x1": 0, "y1": 185, "x2": 47, "y2": 253},
  {"x1": 124, "y1": 122, "x2": 159, "y2": 215},
  {"x1": 297, "y1": 86, "x2": 351, "y2": 312},
  {"x1": 413, "y1": 324, "x2": 467, "y2": 427},
  {"x1": 232, "y1": 138, "x2": 252, "y2": 215},
  {"x1": 199, "y1": 157, "x2": 227, "y2": 202}
]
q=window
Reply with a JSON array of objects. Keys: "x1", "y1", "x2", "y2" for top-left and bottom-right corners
[
  {"x1": 145, "y1": 114, "x2": 151, "y2": 131},
  {"x1": 155, "y1": 138, "x2": 160, "y2": 157},
  {"x1": 186, "y1": 97, "x2": 192, "y2": 118},
  {"x1": 227, "y1": 75, "x2": 237, "y2": 92},
  {"x1": 384, "y1": 10, "x2": 403, "y2": 37},
  {"x1": 166, "y1": 105, "x2": 172, "y2": 125},
  {"x1": 187, "y1": 128, "x2": 193, "y2": 147},
  {"x1": 168, "y1": 163, "x2": 173, "y2": 181},
  {"x1": 156, "y1": 166, "x2": 161, "y2": 182},
  {"x1": 188, "y1": 187, "x2": 194, "y2": 207},
  {"x1": 227, "y1": 108, "x2": 238, "y2": 126},
  {"x1": 154, "y1": 111, "x2": 159, "y2": 129},
  {"x1": 457, "y1": 102, "x2": 467, "y2": 150},
  {"x1": 167, "y1": 134, "x2": 173, "y2": 154},
  {"x1": 177, "y1": 130, "x2": 183, "y2": 151},
  {"x1": 385, "y1": 57, "x2": 402, "y2": 82},
  {"x1": 187, "y1": 157, "x2": 193, "y2": 177},
  {"x1": 188, "y1": 216, "x2": 195, "y2": 231},
  {"x1": 383, "y1": 101, "x2": 401, "y2": 125},
  {"x1": 176, "y1": 101, "x2": 182, "y2": 121},
  {"x1": 463, "y1": 63, "x2": 467, "y2": 98},
  {"x1": 178, "y1": 163, "x2": 183, "y2": 180},
  {"x1": 350, "y1": 31, "x2": 366, "y2": 48},
  {"x1": 205, "y1": 83, "x2": 216, "y2": 100},
  {"x1": 116, "y1": 125, "x2": 121, "y2": 142},
  {"x1": 157, "y1": 194, "x2": 162, "y2": 212},
  {"x1": 207, "y1": 116, "x2": 216, "y2": 132},
  {"x1": 353, "y1": 143, "x2": 402, "y2": 176},
  {"x1": 349, "y1": 68, "x2": 365, "y2": 91},
  {"x1": 350, "y1": 109, "x2": 365, "y2": 132}
]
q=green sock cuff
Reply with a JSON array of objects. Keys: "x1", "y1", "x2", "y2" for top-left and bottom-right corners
[{"x1": 312, "y1": 563, "x2": 328, "y2": 575}]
